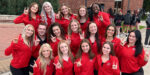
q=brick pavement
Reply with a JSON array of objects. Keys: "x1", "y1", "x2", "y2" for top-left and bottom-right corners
[{"x1": 0, "y1": 23, "x2": 24, "y2": 74}]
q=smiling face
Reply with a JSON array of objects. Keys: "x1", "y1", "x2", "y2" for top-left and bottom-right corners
[
  {"x1": 61, "y1": 5, "x2": 69, "y2": 15},
  {"x1": 59, "y1": 43, "x2": 69, "y2": 55},
  {"x1": 107, "y1": 26, "x2": 115, "y2": 37},
  {"x1": 71, "y1": 21, "x2": 79, "y2": 33},
  {"x1": 79, "y1": 7, "x2": 86, "y2": 17},
  {"x1": 42, "y1": 46, "x2": 50, "y2": 58},
  {"x1": 89, "y1": 23, "x2": 97, "y2": 34},
  {"x1": 102, "y1": 43, "x2": 111, "y2": 55},
  {"x1": 52, "y1": 26, "x2": 61, "y2": 37},
  {"x1": 25, "y1": 26, "x2": 34, "y2": 38},
  {"x1": 44, "y1": 3, "x2": 52, "y2": 13},
  {"x1": 92, "y1": 4, "x2": 100, "y2": 14},
  {"x1": 81, "y1": 42, "x2": 90, "y2": 53},
  {"x1": 38, "y1": 25, "x2": 46, "y2": 36},
  {"x1": 31, "y1": 4, "x2": 38, "y2": 13},
  {"x1": 128, "y1": 32, "x2": 136, "y2": 45}
]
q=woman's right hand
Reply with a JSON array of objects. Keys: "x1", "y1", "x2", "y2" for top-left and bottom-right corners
[
  {"x1": 75, "y1": 59, "x2": 82, "y2": 67},
  {"x1": 51, "y1": 35, "x2": 56, "y2": 42},
  {"x1": 53, "y1": 62, "x2": 62, "y2": 69},
  {"x1": 12, "y1": 38, "x2": 18, "y2": 44}
]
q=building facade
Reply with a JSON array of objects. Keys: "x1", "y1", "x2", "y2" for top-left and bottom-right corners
[{"x1": 59, "y1": 0, "x2": 144, "y2": 14}]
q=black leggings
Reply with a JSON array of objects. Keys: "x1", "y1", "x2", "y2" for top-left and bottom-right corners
[
  {"x1": 10, "y1": 65, "x2": 29, "y2": 75},
  {"x1": 144, "y1": 29, "x2": 150, "y2": 45},
  {"x1": 122, "y1": 68, "x2": 144, "y2": 75}
]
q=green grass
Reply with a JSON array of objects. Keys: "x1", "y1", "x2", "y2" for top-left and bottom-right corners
[{"x1": 139, "y1": 25, "x2": 146, "y2": 29}]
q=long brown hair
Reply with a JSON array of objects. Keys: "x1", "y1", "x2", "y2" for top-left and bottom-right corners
[
  {"x1": 100, "y1": 41, "x2": 115, "y2": 56},
  {"x1": 75, "y1": 39, "x2": 95, "y2": 59},
  {"x1": 57, "y1": 40, "x2": 74, "y2": 67},
  {"x1": 38, "y1": 43, "x2": 53, "y2": 75},
  {"x1": 47, "y1": 23, "x2": 65, "y2": 42},
  {"x1": 105, "y1": 24, "x2": 117, "y2": 38},
  {"x1": 68, "y1": 19, "x2": 82, "y2": 36},
  {"x1": 28, "y1": 2, "x2": 39, "y2": 20}
]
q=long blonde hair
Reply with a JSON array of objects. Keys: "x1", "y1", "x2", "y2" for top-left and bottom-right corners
[
  {"x1": 41, "y1": 1, "x2": 55, "y2": 24},
  {"x1": 68, "y1": 19, "x2": 82, "y2": 36},
  {"x1": 59, "y1": 4, "x2": 72, "y2": 19},
  {"x1": 21, "y1": 24, "x2": 35, "y2": 47},
  {"x1": 38, "y1": 43, "x2": 53, "y2": 75},
  {"x1": 57, "y1": 40, "x2": 74, "y2": 67}
]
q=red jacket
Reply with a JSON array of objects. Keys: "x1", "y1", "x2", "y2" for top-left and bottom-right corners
[
  {"x1": 49, "y1": 38, "x2": 60, "y2": 57},
  {"x1": 41, "y1": 13, "x2": 53, "y2": 29},
  {"x1": 55, "y1": 14, "x2": 76, "y2": 33},
  {"x1": 89, "y1": 39, "x2": 100, "y2": 55},
  {"x1": 69, "y1": 32, "x2": 82, "y2": 56},
  {"x1": 101, "y1": 37, "x2": 121, "y2": 57},
  {"x1": 5, "y1": 35, "x2": 32, "y2": 68},
  {"x1": 54, "y1": 56, "x2": 74, "y2": 75},
  {"x1": 118, "y1": 44, "x2": 147, "y2": 73},
  {"x1": 74, "y1": 53, "x2": 96, "y2": 75},
  {"x1": 93, "y1": 11, "x2": 110, "y2": 38},
  {"x1": 78, "y1": 18, "x2": 90, "y2": 32},
  {"x1": 32, "y1": 36, "x2": 41, "y2": 58},
  {"x1": 14, "y1": 14, "x2": 41, "y2": 34},
  {"x1": 95, "y1": 55, "x2": 120, "y2": 75},
  {"x1": 33, "y1": 59, "x2": 54, "y2": 75}
]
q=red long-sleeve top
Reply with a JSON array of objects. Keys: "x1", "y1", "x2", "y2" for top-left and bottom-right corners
[
  {"x1": 69, "y1": 32, "x2": 82, "y2": 56},
  {"x1": 32, "y1": 36, "x2": 41, "y2": 58},
  {"x1": 55, "y1": 14, "x2": 76, "y2": 33},
  {"x1": 118, "y1": 44, "x2": 147, "y2": 73},
  {"x1": 95, "y1": 54, "x2": 120, "y2": 75},
  {"x1": 5, "y1": 34, "x2": 32, "y2": 68},
  {"x1": 78, "y1": 18, "x2": 90, "y2": 32},
  {"x1": 101, "y1": 37, "x2": 121, "y2": 57},
  {"x1": 33, "y1": 59, "x2": 54, "y2": 75},
  {"x1": 54, "y1": 56, "x2": 74, "y2": 75},
  {"x1": 93, "y1": 11, "x2": 110, "y2": 38},
  {"x1": 74, "y1": 53, "x2": 96, "y2": 75},
  {"x1": 88, "y1": 39, "x2": 101, "y2": 55},
  {"x1": 49, "y1": 38, "x2": 60, "y2": 57},
  {"x1": 14, "y1": 14, "x2": 41, "y2": 34}
]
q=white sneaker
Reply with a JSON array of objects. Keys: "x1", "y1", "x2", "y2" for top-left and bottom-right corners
[{"x1": 145, "y1": 45, "x2": 149, "y2": 48}]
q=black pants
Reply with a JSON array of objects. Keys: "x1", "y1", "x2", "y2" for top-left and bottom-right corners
[
  {"x1": 28, "y1": 56, "x2": 37, "y2": 73},
  {"x1": 10, "y1": 65, "x2": 29, "y2": 75},
  {"x1": 122, "y1": 68, "x2": 144, "y2": 75},
  {"x1": 144, "y1": 28, "x2": 150, "y2": 45}
]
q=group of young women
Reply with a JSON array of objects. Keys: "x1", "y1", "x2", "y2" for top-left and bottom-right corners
[{"x1": 5, "y1": 1, "x2": 149, "y2": 75}]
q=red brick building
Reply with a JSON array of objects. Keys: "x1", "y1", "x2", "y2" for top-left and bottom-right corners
[{"x1": 59, "y1": 0, "x2": 144, "y2": 14}]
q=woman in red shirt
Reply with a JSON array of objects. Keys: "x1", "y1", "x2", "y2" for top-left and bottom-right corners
[
  {"x1": 85, "y1": 22, "x2": 101, "y2": 55},
  {"x1": 77, "y1": 6, "x2": 90, "y2": 32},
  {"x1": 74, "y1": 39, "x2": 96, "y2": 75},
  {"x1": 96, "y1": 41, "x2": 120, "y2": 75},
  {"x1": 89, "y1": 3, "x2": 110, "y2": 38},
  {"x1": 101, "y1": 25, "x2": 121, "y2": 57},
  {"x1": 47, "y1": 23, "x2": 66, "y2": 57},
  {"x1": 68, "y1": 19, "x2": 84, "y2": 56},
  {"x1": 118, "y1": 30, "x2": 149, "y2": 75},
  {"x1": 54, "y1": 40, "x2": 74, "y2": 75},
  {"x1": 33, "y1": 43, "x2": 54, "y2": 75},
  {"x1": 5, "y1": 24, "x2": 35, "y2": 75},
  {"x1": 56, "y1": 5, "x2": 76, "y2": 34},
  {"x1": 41, "y1": 1, "x2": 55, "y2": 28},
  {"x1": 14, "y1": 2, "x2": 41, "y2": 34}
]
